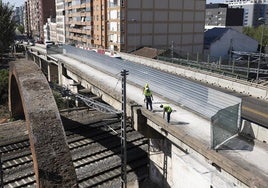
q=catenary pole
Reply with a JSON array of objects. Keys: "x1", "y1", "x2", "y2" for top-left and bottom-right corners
[{"x1": 121, "y1": 69, "x2": 129, "y2": 188}]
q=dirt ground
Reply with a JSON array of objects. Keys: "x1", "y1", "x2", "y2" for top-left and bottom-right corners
[{"x1": 0, "y1": 104, "x2": 10, "y2": 124}]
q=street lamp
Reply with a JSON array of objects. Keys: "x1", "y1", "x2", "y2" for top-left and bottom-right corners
[{"x1": 257, "y1": 17, "x2": 265, "y2": 82}]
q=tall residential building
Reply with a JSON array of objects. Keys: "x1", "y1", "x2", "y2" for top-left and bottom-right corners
[
  {"x1": 44, "y1": 18, "x2": 57, "y2": 42},
  {"x1": 14, "y1": 6, "x2": 24, "y2": 26},
  {"x1": 27, "y1": 0, "x2": 56, "y2": 41},
  {"x1": 205, "y1": 3, "x2": 244, "y2": 30},
  {"x1": 65, "y1": 0, "x2": 205, "y2": 54},
  {"x1": 225, "y1": 0, "x2": 268, "y2": 26},
  {"x1": 55, "y1": 0, "x2": 65, "y2": 43},
  {"x1": 24, "y1": 1, "x2": 31, "y2": 37}
]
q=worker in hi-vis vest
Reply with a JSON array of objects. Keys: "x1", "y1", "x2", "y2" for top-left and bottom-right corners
[
  {"x1": 160, "y1": 104, "x2": 172, "y2": 123},
  {"x1": 143, "y1": 83, "x2": 153, "y2": 111}
]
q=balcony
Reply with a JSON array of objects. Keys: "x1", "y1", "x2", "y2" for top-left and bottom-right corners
[
  {"x1": 69, "y1": 28, "x2": 82, "y2": 33},
  {"x1": 82, "y1": 37, "x2": 87, "y2": 42}
]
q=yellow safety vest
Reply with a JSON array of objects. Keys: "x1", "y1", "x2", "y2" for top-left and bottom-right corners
[
  {"x1": 164, "y1": 105, "x2": 172, "y2": 113},
  {"x1": 144, "y1": 88, "x2": 152, "y2": 97}
]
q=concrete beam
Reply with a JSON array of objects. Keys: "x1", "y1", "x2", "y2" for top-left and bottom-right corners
[{"x1": 138, "y1": 108, "x2": 268, "y2": 188}]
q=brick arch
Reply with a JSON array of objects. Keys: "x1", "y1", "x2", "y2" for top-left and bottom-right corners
[{"x1": 8, "y1": 60, "x2": 77, "y2": 187}]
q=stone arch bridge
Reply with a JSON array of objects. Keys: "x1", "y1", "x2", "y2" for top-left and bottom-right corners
[{"x1": 8, "y1": 59, "x2": 77, "y2": 187}]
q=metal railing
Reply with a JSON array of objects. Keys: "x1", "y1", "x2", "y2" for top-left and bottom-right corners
[{"x1": 50, "y1": 83, "x2": 121, "y2": 115}]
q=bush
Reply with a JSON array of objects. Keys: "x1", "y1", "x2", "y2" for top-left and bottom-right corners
[
  {"x1": 0, "y1": 69, "x2": 9, "y2": 105},
  {"x1": 53, "y1": 90, "x2": 67, "y2": 110}
]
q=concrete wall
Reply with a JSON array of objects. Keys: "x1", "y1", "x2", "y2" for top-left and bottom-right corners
[
  {"x1": 241, "y1": 119, "x2": 268, "y2": 143},
  {"x1": 132, "y1": 109, "x2": 262, "y2": 188}
]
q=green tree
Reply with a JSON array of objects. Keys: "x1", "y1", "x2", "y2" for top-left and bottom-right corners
[
  {"x1": 0, "y1": 69, "x2": 9, "y2": 105},
  {"x1": 243, "y1": 26, "x2": 268, "y2": 52},
  {"x1": 17, "y1": 25, "x2": 24, "y2": 34},
  {"x1": 0, "y1": 2, "x2": 16, "y2": 58},
  {"x1": 242, "y1": 27, "x2": 255, "y2": 38}
]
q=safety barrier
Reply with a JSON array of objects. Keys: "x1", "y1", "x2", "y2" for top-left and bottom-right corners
[{"x1": 119, "y1": 53, "x2": 268, "y2": 101}]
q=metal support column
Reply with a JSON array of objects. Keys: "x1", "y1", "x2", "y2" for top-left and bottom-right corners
[{"x1": 121, "y1": 69, "x2": 129, "y2": 188}]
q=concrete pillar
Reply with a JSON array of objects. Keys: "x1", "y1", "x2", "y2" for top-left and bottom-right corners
[
  {"x1": 49, "y1": 63, "x2": 59, "y2": 84},
  {"x1": 38, "y1": 57, "x2": 42, "y2": 68},
  {"x1": 58, "y1": 61, "x2": 63, "y2": 85},
  {"x1": 25, "y1": 50, "x2": 29, "y2": 60},
  {"x1": 132, "y1": 106, "x2": 147, "y2": 132},
  {"x1": 47, "y1": 62, "x2": 51, "y2": 82},
  {"x1": 132, "y1": 107, "x2": 164, "y2": 139},
  {"x1": 33, "y1": 55, "x2": 36, "y2": 64}
]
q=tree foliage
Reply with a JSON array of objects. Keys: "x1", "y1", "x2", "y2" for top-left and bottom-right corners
[
  {"x1": 0, "y1": 69, "x2": 9, "y2": 105},
  {"x1": 53, "y1": 91, "x2": 66, "y2": 110},
  {"x1": 243, "y1": 26, "x2": 268, "y2": 48},
  {"x1": 17, "y1": 25, "x2": 24, "y2": 34},
  {"x1": 0, "y1": 2, "x2": 16, "y2": 57}
]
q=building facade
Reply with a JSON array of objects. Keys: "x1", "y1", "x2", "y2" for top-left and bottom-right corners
[
  {"x1": 44, "y1": 18, "x2": 57, "y2": 42},
  {"x1": 205, "y1": 3, "x2": 244, "y2": 30},
  {"x1": 65, "y1": 0, "x2": 205, "y2": 54},
  {"x1": 24, "y1": 1, "x2": 31, "y2": 37},
  {"x1": 55, "y1": 0, "x2": 65, "y2": 43},
  {"x1": 26, "y1": 0, "x2": 56, "y2": 41},
  {"x1": 14, "y1": 6, "x2": 24, "y2": 26},
  {"x1": 225, "y1": 0, "x2": 268, "y2": 26}
]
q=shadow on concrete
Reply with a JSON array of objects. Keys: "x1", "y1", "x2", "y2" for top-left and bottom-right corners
[
  {"x1": 170, "y1": 121, "x2": 189, "y2": 125},
  {"x1": 217, "y1": 135, "x2": 254, "y2": 151},
  {"x1": 240, "y1": 120, "x2": 256, "y2": 139}
]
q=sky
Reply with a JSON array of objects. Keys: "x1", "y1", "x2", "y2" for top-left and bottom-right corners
[
  {"x1": 3, "y1": 0, "x2": 226, "y2": 8},
  {"x1": 207, "y1": 0, "x2": 225, "y2": 3},
  {"x1": 2, "y1": 0, "x2": 24, "y2": 7}
]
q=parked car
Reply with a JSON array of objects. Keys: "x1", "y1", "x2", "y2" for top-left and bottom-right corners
[
  {"x1": 36, "y1": 40, "x2": 43, "y2": 44},
  {"x1": 28, "y1": 39, "x2": 35, "y2": 46},
  {"x1": 45, "y1": 41, "x2": 55, "y2": 47}
]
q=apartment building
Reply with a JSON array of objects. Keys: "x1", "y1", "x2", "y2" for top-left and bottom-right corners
[
  {"x1": 55, "y1": 0, "x2": 65, "y2": 43},
  {"x1": 225, "y1": 0, "x2": 268, "y2": 26},
  {"x1": 14, "y1": 6, "x2": 24, "y2": 26},
  {"x1": 44, "y1": 18, "x2": 57, "y2": 42},
  {"x1": 26, "y1": 0, "x2": 56, "y2": 41},
  {"x1": 24, "y1": 1, "x2": 31, "y2": 37},
  {"x1": 205, "y1": 3, "x2": 243, "y2": 30},
  {"x1": 65, "y1": 0, "x2": 205, "y2": 54}
]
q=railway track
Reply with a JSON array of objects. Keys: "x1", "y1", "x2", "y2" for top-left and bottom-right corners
[{"x1": 0, "y1": 108, "x2": 149, "y2": 187}]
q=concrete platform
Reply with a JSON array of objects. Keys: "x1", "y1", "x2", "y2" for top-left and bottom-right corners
[{"x1": 52, "y1": 53, "x2": 268, "y2": 186}]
